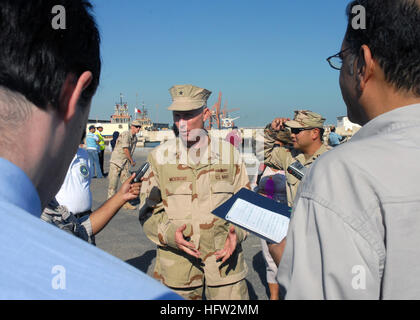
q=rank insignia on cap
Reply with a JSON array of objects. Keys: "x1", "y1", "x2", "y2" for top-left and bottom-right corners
[{"x1": 168, "y1": 84, "x2": 212, "y2": 112}]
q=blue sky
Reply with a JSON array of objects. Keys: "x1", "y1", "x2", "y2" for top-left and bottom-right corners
[{"x1": 89, "y1": 0, "x2": 351, "y2": 127}]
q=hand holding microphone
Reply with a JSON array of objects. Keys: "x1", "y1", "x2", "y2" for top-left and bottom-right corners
[
  {"x1": 126, "y1": 162, "x2": 150, "y2": 206},
  {"x1": 132, "y1": 162, "x2": 150, "y2": 183}
]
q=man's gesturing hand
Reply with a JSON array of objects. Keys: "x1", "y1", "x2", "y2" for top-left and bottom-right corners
[
  {"x1": 215, "y1": 226, "x2": 237, "y2": 264},
  {"x1": 175, "y1": 224, "x2": 201, "y2": 259}
]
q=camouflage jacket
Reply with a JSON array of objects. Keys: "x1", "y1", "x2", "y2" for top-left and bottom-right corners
[
  {"x1": 264, "y1": 125, "x2": 331, "y2": 207},
  {"x1": 110, "y1": 130, "x2": 138, "y2": 167},
  {"x1": 140, "y1": 136, "x2": 250, "y2": 288}
]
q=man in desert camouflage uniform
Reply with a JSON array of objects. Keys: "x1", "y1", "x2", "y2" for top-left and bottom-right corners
[
  {"x1": 139, "y1": 84, "x2": 251, "y2": 300},
  {"x1": 264, "y1": 110, "x2": 330, "y2": 265},
  {"x1": 108, "y1": 120, "x2": 141, "y2": 210},
  {"x1": 264, "y1": 110, "x2": 330, "y2": 207}
]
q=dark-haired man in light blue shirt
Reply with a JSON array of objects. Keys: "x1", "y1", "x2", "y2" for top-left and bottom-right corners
[{"x1": 0, "y1": 0, "x2": 180, "y2": 300}]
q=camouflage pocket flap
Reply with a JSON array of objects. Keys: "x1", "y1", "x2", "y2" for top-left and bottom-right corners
[
  {"x1": 210, "y1": 182, "x2": 234, "y2": 194},
  {"x1": 165, "y1": 182, "x2": 193, "y2": 196},
  {"x1": 165, "y1": 183, "x2": 193, "y2": 220}
]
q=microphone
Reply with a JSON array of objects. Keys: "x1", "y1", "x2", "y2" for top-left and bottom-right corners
[
  {"x1": 132, "y1": 162, "x2": 150, "y2": 183},
  {"x1": 287, "y1": 161, "x2": 307, "y2": 181}
]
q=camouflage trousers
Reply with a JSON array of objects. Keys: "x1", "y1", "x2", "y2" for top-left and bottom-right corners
[
  {"x1": 107, "y1": 162, "x2": 130, "y2": 199},
  {"x1": 169, "y1": 279, "x2": 249, "y2": 300}
]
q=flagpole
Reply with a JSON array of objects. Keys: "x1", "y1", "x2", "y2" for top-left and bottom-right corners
[{"x1": 136, "y1": 93, "x2": 139, "y2": 120}]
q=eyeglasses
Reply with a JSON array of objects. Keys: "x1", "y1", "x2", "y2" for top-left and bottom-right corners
[
  {"x1": 326, "y1": 48, "x2": 351, "y2": 70},
  {"x1": 290, "y1": 127, "x2": 314, "y2": 135}
]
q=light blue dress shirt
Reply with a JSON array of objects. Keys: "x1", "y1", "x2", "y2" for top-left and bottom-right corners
[{"x1": 0, "y1": 158, "x2": 181, "y2": 300}]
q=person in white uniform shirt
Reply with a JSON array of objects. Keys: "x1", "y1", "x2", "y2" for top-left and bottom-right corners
[
  {"x1": 278, "y1": 0, "x2": 420, "y2": 300},
  {"x1": 55, "y1": 146, "x2": 92, "y2": 216},
  {"x1": 42, "y1": 141, "x2": 141, "y2": 244},
  {"x1": 43, "y1": 141, "x2": 96, "y2": 243}
]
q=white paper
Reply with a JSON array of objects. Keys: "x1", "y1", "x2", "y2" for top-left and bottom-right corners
[{"x1": 226, "y1": 198, "x2": 290, "y2": 243}]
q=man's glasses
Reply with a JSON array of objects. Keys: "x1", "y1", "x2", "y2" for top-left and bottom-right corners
[
  {"x1": 326, "y1": 48, "x2": 351, "y2": 70},
  {"x1": 290, "y1": 127, "x2": 313, "y2": 135}
]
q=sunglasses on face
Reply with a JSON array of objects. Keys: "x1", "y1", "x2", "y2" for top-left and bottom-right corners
[{"x1": 290, "y1": 127, "x2": 313, "y2": 135}]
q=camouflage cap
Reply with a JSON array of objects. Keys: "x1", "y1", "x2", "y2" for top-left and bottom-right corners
[
  {"x1": 168, "y1": 84, "x2": 212, "y2": 111},
  {"x1": 285, "y1": 110, "x2": 326, "y2": 129},
  {"x1": 131, "y1": 119, "x2": 142, "y2": 127}
]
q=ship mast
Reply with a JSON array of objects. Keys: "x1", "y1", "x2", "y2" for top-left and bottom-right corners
[{"x1": 111, "y1": 93, "x2": 131, "y2": 124}]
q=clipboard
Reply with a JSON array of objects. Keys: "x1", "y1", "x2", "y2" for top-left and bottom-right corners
[{"x1": 212, "y1": 188, "x2": 292, "y2": 243}]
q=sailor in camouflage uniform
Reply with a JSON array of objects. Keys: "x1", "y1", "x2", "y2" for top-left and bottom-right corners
[
  {"x1": 108, "y1": 120, "x2": 141, "y2": 209},
  {"x1": 264, "y1": 110, "x2": 330, "y2": 207},
  {"x1": 139, "y1": 85, "x2": 251, "y2": 300},
  {"x1": 264, "y1": 110, "x2": 330, "y2": 266}
]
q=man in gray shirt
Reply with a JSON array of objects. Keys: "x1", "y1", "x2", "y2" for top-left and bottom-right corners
[{"x1": 278, "y1": 0, "x2": 420, "y2": 299}]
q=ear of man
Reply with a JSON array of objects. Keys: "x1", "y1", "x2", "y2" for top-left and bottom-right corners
[
  {"x1": 58, "y1": 71, "x2": 93, "y2": 122},
  {"x1": 202, "y1": 107, "x2": 211, "y2": 122},
  {"x1": 357, "y1": 45, "x2": 375, "y2": 92},
  {"x1": 311, "y1": 128, "x2": 321, "y2": 141}
]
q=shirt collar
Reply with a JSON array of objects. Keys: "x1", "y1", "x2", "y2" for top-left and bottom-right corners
[
  {"x1": 0, "y1": 158, "x2": 41, "y2": 217},
  {"x1": 295, "y1": 144, "x2": 329, "y2": 165},
  {"x1": 351, "y1": 103, "x2": 420, "y2": 142},
  {"x1": 130, "y1": 130, "x2": 137, "y2": 138}
]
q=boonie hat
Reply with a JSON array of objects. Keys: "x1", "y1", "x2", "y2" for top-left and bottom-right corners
[
  {"x1": 285, "y1": 110, "x2": 325, "y2": 129},
  {"x1": 168, "y1": 84, "x2": 212, "y2": 111},
  {"x1": 96, "y1": 123, "x2": 103, "y2": 128}
]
